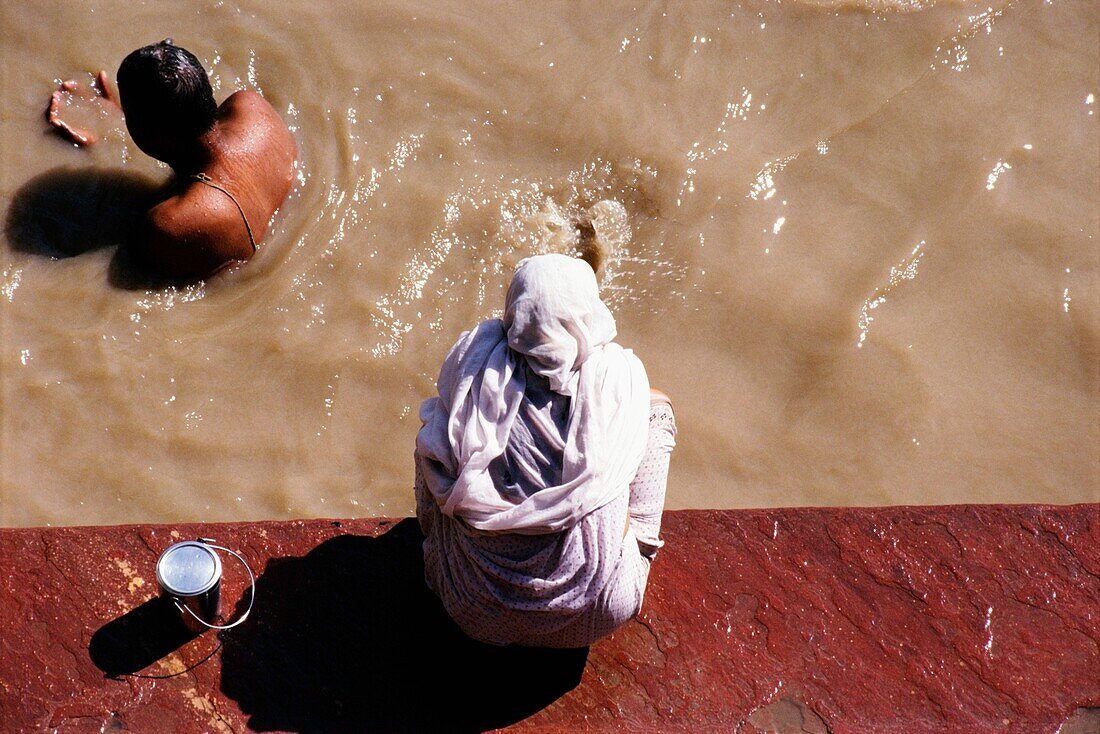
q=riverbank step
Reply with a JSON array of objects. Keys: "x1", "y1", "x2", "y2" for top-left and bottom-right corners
[{"x1": 1, "y1": 506, "x2": 1097, "y2": 733}]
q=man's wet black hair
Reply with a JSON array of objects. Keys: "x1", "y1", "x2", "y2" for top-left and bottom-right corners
[{"x1": 117, "y1": 40, "x2": 217, "y2": 138}]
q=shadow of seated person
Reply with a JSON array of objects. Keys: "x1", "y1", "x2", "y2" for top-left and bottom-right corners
[
  {"x1": 219, "y1": 518, "x2": 589, "y2": 734},
  {"x1": 5, "y1": 167, "x2": 159, "y2": 260}
]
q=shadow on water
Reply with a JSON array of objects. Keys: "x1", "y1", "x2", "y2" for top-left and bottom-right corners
[
  {"x1": 5, "y1": 167, "x2": 158, "y2": 258},
  {"x1": 5, "y1": 166, "x2": 185, "y2": 290},
  {"x1": 219, "y1": 519, "x2": 589, "y2": 734}
]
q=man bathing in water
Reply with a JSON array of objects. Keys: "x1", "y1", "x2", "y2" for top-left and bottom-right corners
[{"x1": 49, "y1": 40, "x2": 296, "y2": 280}]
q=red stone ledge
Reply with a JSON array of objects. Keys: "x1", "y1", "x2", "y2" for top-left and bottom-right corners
[{"x1": 1, "y1": 506, "x2": 1097, "y2": 733}]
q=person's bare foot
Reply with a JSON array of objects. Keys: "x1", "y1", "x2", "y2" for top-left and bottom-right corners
[{"x1": 47, "y1": 70, "x2": 119, "y2": 146}]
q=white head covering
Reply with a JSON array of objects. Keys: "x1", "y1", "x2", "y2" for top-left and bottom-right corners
[{"x1": 416, "y1": 254, "x2": 650, "y2": 533}]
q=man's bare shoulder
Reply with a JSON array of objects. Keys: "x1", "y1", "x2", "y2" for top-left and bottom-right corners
[
  {"x1": 223, "y1": 89, "x2": 272, "y2": 110},
  {"x1": 221, "y1": 90, "x2": 286, "y2": 128},
  {"x1": 145, "y1": 192, "x2": 247, "y2": 278},
  {"x1": 217, "y1": 90, "x2": 295, "y2": 165},
  {"x1": 147, "y1": 193, "x2": 218, "y2": 245}
]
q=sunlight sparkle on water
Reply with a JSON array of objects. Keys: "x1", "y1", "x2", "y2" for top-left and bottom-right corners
[
  {"x1": 1, "y1": 268, "x2": 21, "y2": 302},
  {"x1": 985, "y1": 160, "x2": 1011, "y2": 190},
  {"x1": 679, "y1": 89, "x2": 756, "y2": 206},
  {"x1": 857, "y1": 241, "x2": 925, "y2": 348},
  {"x1": 749, "y1": 155, "x2": 796, "y2": 201}
]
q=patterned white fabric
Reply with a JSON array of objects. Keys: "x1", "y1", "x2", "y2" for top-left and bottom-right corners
[{"x1": 416, "y1": 402, "x2": 676, "y2": 647}]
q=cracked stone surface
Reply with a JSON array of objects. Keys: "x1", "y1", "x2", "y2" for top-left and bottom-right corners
[{"x1": 0, "y1": 506, "x2": 1096, "y2": 733}]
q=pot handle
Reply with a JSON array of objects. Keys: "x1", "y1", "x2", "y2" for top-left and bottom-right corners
[{"x1": 172, "y1": 539, "x2": 256, "y2": 631}]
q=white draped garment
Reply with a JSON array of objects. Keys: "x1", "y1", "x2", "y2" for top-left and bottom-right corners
[
  {"x1": 414, "y1": 254, "x2": 658, "y2": 646},
  {"x1": 416, "y1": 254, "x2": 651, "y2": 534}
]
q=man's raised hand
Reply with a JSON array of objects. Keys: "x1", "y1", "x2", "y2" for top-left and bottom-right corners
[{"x1": 48, "y1": 70, "x2": 119, "y2": 146}]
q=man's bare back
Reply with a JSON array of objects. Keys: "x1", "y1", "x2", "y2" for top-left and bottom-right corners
[
  {"x1": 50, "y1": 41, "x2": 296, "y2": 281},
  {"x1": 146, "y1": 90, "x2": 296, "y2": 279}
]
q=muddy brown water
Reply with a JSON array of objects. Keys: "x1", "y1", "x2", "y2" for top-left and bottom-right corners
[{"x1": 1, "y1": 0, "x2": 1096, "y2": 527}]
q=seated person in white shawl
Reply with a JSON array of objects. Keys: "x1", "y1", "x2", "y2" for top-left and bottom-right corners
[{"x1": 415, "y1": 254, "x2": 676, "y2": 648}]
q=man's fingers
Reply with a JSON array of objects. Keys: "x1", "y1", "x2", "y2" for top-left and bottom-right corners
[
  {"x1": 62, "y1": 124, "x2": 96, "y2": 146},
  {"x1": 54, "y1": 116, "x2": 97, "y2": 145},
  {"x1": 95, "y1": 70, "x2": 116, "y2": 102},
  {"x1": 48, "y1": 90, "x2": 63, "y2": 122}
]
